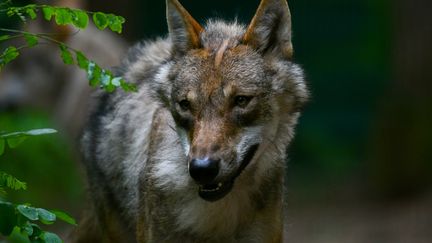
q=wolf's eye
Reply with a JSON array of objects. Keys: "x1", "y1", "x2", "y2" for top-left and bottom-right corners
[
  {"x1": 178, "y1": 99, "x2": 191, "y2": 111},
  {"x1": 234, "y1": 96, "x2": 252, "y2": 108}
]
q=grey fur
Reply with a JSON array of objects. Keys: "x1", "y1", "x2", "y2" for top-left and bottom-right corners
[{"x1": 77, "y1": 0, "x2": 308, "y2": 242}]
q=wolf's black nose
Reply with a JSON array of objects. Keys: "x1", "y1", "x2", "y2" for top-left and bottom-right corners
[{"x1": 189, "y1": 158, "x2": 220, "y2": 184}]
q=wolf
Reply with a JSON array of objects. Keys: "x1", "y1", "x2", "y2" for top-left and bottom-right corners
[{"x1": 76, "y1": 0, "x2": 309, "y2": 242}]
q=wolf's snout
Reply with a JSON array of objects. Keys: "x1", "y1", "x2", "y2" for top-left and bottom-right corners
[{"x1": 189, "y1": 158, "x2": 220, "y2": 184}]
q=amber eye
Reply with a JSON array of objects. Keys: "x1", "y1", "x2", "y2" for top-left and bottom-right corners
[
  {"x1": 234, "y1": 96, "x2": 253, "y2": 108},
  {"x1": 178, "y1": 99, "x2": 191, "y2": 111}
]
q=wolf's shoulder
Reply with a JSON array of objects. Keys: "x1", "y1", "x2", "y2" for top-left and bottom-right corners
[{"x1": 116, "y1": 38, "x2": 172, "y2": 86}]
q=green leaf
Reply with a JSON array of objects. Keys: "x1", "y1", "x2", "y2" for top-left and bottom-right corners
[
  {"x1": 0, "y1": 129, "x2": 57, "y2": 139},
  {"x1": 59, "y1": 44, "x2": 74, "y2": 65},
  {"x1": 41, "y1": 232, "x2": 62, "y2": 243},
  {"x1": 75, "y1": 51, "x2": 89, "y2": 69},
  {"x1": 107, "y1": 14, "x2": 125, "y2": 33},
  {"x1": 22, "y1": 222, "x2": 34, "y2": 236},
  {"x1": 7, "y1": 136, "x2": 27, "y2": 148},
  {"x1": 51, "y1": 210, "x2": 76, "y2": 225},
  {"x1": 72, "y1": 9, "x2": 89, "y2": 29},
  {"x1": 5, "y1": 7, "x2": 24, "y2": 21},
  {"x1": 37, "y1": 208, "x2": 56, "y2": 225},
  {"x1": 1, "y1": 46, "x2": 20, "y2": 66},
  {"x1": 25, "y1": 8, "x2": 37, "y2": 20},
  {"x1": 55, "y1": 8, "x2": 73, "y2": 25},
  {"x1": 1, "y1": 128, "x2": 57, "y2": 148},
  {"x1": 120, "y1": 79, "x2": 138, "y2": 92},
  {"x1": 0, "y1": 201, "x2": 17, "y2": 236},
  {"x1": 24, "y1": 128, "x2": 57, "y2": 136},
  {"x1": 42, "y1": 6, "x2": 55, "y2": 21},
  {"x1": 0, "y1": 35, "x2": 11, "y2": 41},
  {"x1": 17, "y1": 205, "x2": 38, "y2": 221},
  {"x1": 0, "y1": 172, "x2": 27, "y2": 191},
  {"x1": 0, "y1": 139, "x2": 4, "y2": 156},
  {"x1": 92, "y1": 12, "x2": 108, "y2": 30},
  {"x1": 104, "y1": 83, "x2": 115, "y2": 93},
  {"x1": 102, "y1": 72, "x2": 115, "y2": 92},
  {"x1": 87, "y1": 61, "x2": 101, "y2": 87},
  {"x1": 111, "y1": 77, "x2": 122, "y2": 87},
  {"x1": 24, "y1": 34, "x2": 38, "y2": 47},
  {"x1": 100, "y1": 70, "x2": 111, "y2": 86},
  {"x1": 6, "y1": 8, "x2": 15, "y2": 17}
]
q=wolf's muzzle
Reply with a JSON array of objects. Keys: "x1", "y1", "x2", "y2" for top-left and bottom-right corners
[{"x1": 190, "y1": 144, "x2": 260, "y2": 202}]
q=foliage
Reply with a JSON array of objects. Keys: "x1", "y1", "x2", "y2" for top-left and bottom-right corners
[
  {"x1": 5, "y1": 3, "x2": 125, "y2": 33},
  {"x1": 0, "y1": 129, "x2": 76, "y2": 243},
  {"x1": 0, "y1": 1, "x2": 136, "y2": 92},
  {"x1": 0, "y1": 201, "x2": 76, "y2": 242},
  {"x1": 0, "y1": 129, "x2": 57, "y2": 153},
  {"x1": 0, "y1": 0, "x2": 133, "y2": 242},
  {"x1": 0, "y1": 172, "x2": 27, "y2": 193}
]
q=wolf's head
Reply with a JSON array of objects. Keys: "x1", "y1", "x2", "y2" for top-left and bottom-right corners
[{"x1": 162, "y1": 0, "x2": 308, "y2": 201}]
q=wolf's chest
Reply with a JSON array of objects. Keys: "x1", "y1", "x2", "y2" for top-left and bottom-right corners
[{"x1": 172, "y1": 187, "x2": 254, "y2": 237}]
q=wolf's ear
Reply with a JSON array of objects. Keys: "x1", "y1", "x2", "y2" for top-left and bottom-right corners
[
  {"x1": 166, "y1": 0, "x2": 203, "y2": 55},
  {"x1": 243, "y1": 0, "x2": 293, "y2": 59}
]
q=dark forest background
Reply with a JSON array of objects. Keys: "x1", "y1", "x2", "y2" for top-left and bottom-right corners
[{"x1": 1, "y1": 0, "x2": 431, "y2": 242}]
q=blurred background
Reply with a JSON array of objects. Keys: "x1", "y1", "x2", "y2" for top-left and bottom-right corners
[{"x1": 1, "y1": 0, "x2": 431, "y2": 242}]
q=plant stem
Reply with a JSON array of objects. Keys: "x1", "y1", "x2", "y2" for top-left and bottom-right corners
[{"x1": 0, "y1": 27, "x2": 80, "y2": 53}]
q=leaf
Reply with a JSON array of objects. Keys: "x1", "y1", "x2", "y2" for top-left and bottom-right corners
[
  {"x1": 1, "y1": 46, "x2": 20, "y2": 66},
  {"x1": 100, "y1": 70, "x2": 111, "y2": 86},
  {"x1": 7, "y1": 136, "x2": 27, "y2": 148},
  {"x1": 6, "y1": 8, "x2": 24, "y2": 22},
  {"x1": 120, "y1": 79, "x2": 138, "y2": 92},
  {"x1": 0, "y1": 171, "x2": 27, "y2": 191},
  {"x1": 87, "y1": 61, "x2": 101, "y2": 87},
  {"x1": 17, "y1": 205, "x2": 38, "y2": 221},
  {"x1": 75, "y1": 51, "x2": 89, "y2": 69},
  {"x1": 24, "y1": 128, "x2": 57, "y2": 136},
  {"x1": 41, "y1": 232, "x2": 62, "y2": 243},
  {"x1": 51, "y1": 210, "x2": 76, "y2": 225},
  {"x1": 24, "y1": 34, "x2": 38, "y2": 47},
  {"x1": 1, "y1": 128, "x2": 56, "y2": 148},
  {"x1": 25, "y1": 8, "x2": 37, "y2": 20},
  {"x1": 6, "y1": 8, "x2": 16, "y2": 17},
  {"x1": 107, "y1": 14, "x2": 125, "y2": 34},
  {"x1": 55, "y1": 8, "x2": 73, "y2": 25},
  {"x1": 111, "y1": 77, "x2": 122, "y2": 87},
  {"x1": 104, "y1": 83, "x2": 115, "y2": 93},
  {"x1": 72, "y1": 9, "x2": 89, "y2": 29},
  {"x1": 92, "y1": 12, "x2": 108, "y2": 30},
  {"x1": 0, "y1": 139, "x2": 4, "y2": 156},
  {"x1": 59, "y1": 44, "x2": 74, "y2": 65},
  {"x1": 0, "y1": 35, "x2": 11, "y2": 41},
  {"x1": 37, "y1": 208, "x2": 56, "y2": 225},
  {"x1": 0, "y1": 128, "x2": 57, "y2": 139},
  {"x1": 6, "y1": 7, "x2": 15, "y2": 17},
  {"x1": 22, "y1": 222, "x2": 34, "y2": 236},
  {"x1": 0, "y1": 201, "x2": 17, "y2": 236},
  {"x1": 42, "y1": 6, "x2": 55, "y2": 21},
  {"x1": 102, "y1": 72, "x2": 116, "y2": 93}
]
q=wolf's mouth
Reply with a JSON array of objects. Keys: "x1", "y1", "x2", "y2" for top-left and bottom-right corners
[{"x1": 198, "y1": 144, "x2": 260, "y2": 202}]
